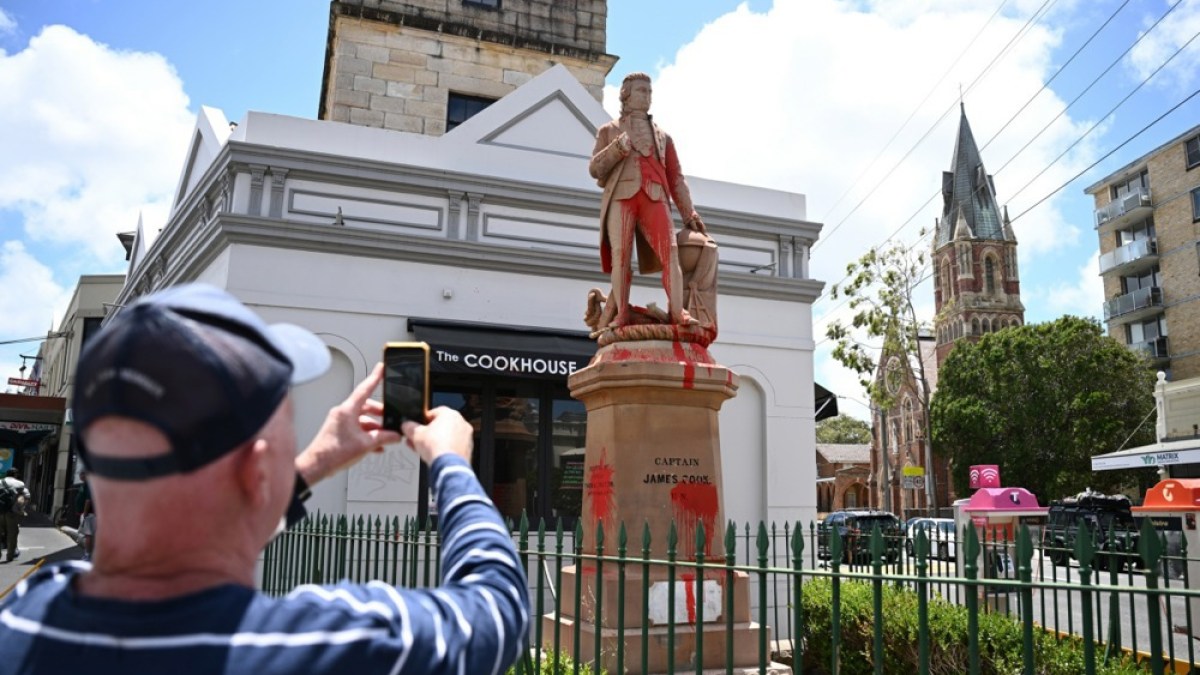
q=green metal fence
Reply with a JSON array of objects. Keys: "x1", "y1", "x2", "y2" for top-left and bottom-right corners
[{"x1": 262, "y1": 514, "x2": 1200, "y2": 674}]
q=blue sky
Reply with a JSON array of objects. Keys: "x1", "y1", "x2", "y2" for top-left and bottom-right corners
[{"x1": 0, "y1": 0, "x2": 1198, "y2": 419}]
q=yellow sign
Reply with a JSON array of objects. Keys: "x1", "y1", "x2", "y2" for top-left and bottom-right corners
[{"x1": 902, "y1": 465, "x2": 925, "y2": 477}]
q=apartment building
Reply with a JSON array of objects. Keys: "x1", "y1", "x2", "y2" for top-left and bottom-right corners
[{"x1": 1086, "y1": 122, "x2": 1200, "y2": 379}]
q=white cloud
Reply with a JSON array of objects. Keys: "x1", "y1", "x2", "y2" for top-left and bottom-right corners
[
  {"x1": 0, "y1": 24, "x2": 194, "y2": 261},
  {"x1": 0, "y1": 8, "x2": 15, "y2": 36},
  {"x1": 632, "y1": 0, "x2": 1103, "y2": 414},
  {"x1": 643, "y1": 0, "x2": 1095, "y2": 297},
  {"x1": 1128, "y1": 0, "x2": 1200, "y2": 93},
  {"x1": 0, "y1": 241, "x2": 68, "y2": 336},
  {"x1": 1032, "y1": 249, "x2": 1104, "y2": 321}
]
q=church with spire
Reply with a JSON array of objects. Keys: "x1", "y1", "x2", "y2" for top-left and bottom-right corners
[
  {"x1": 870, "y1": 105, "x2": 1025, "y2": 517},
  {"x1": 932, "y1": 104, "x2": 1025, "y2": 365}
]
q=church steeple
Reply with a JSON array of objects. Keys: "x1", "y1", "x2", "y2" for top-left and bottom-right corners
[
  {"x1": 932, "y1": 104, "x2": 1025, "y2": 366},
  {"x1": 935, "y1": 104, "x2": 1009, "y2": 248}
]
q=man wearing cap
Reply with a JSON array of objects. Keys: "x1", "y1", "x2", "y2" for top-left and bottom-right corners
[{"x1": 0, "y1": 284, "x2": 529, "y2": 674}]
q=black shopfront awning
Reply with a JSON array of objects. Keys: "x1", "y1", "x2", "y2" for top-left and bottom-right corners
[
  {"x1": 411, "y1": 318, "x2": 840, "y2": 420},
  {"x1": 409, "y1": 319, "x2": 597, "y2": 381},
  {"x1": 815, "y1": 383, "x2": 839, "y2": 421}
]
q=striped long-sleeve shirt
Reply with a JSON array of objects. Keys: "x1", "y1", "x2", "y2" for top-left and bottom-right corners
[{"x1": 0, "y1": 455, "x2": 530, "y2": 675}]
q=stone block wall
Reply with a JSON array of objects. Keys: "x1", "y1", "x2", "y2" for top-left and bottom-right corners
[{"x1": 321, "y1": 1, "x2": 617, "y2": 134}]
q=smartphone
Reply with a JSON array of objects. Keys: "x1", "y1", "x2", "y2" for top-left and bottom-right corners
[{"x1": 383, "y1": 341, "x2": 430, "y2": 431}]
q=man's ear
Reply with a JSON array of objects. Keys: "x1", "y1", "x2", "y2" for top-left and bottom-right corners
[{"x1": 236, "y1": 439, "x2": 272, "y2": 507}]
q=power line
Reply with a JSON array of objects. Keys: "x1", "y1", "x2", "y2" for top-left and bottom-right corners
[
  {"x1": 812, "y1": 0, "x2": 1058, "y2": 252},
  {"x1": 0, "y1": 333, "x2": 68, "y2": 347},
  {"x1": 1002, "y1": 5, "x2": 1196, "y2": 203},
  {"x1": 1009, "y1": 86, "x2": 1200, "y2": 224},
  {"x1": 978, "y1": 0, "x2": 1133, "y2": 155},
  {"x1": 814, "y1": 0, "x2": 1188, "y2": 313},
  {"x1": 817, "y1": 0, "x2": 1011, "y2": 223}
]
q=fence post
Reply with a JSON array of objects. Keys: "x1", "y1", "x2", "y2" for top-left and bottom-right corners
[
  {"x1": 964, "y1": 524, "x2": 981, "y2": 675},
  {"x1": 1074, "y1": 522, "x2": 1096, "y2": 675},
  {"x1": 667, "y1": 520, "x2": 678, "y2": 675},
  {"x1": 535, "y1": 517, "x2": 546, "y2": 671},
  {"x1": 695, "y1": 520, "x2": 706, "y2": 675},
  {"x1": 792, "y1": 522, "x2": 804, "y2": 671},
  {"x1": 727, "y1": 521, "x2": 737, "y2": 675},
  {"x1": 617, "y1": 521, "x2": 628, "y2": 675},
  {"x1": 757, "y1": 522, "x2": 769, "y2": 675},
  {"x1": 1017, "y1": 525, "x2": 1034, "y2": 675},
  {"x1": 913, "y1": 527, "x2": 930, "y2": 673},
  {"x1": 870, "y1": 526, "x2": 884, "y2": 675},
  {"x1": 572, "y1": 520, "x2": 583, "y2": 675},
  {"x1": 594, "y1": 520, "x2": 604, "y2": 672},
  {"x1": 641, "y1": 521, "x2": 652, "y2": 675},
  {"x1": 1138, "y1": 518, "x2": 1164, "y2": 674},
  {"x1": 553, "y1": 519, "x2": 564, "y2": 675},
  {"x1": 829, "y1": 527, "x2": 843, "y2": 675}
]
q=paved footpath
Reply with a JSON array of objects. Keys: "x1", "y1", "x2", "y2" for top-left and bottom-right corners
[{"x1": 0, "y1": 511, "x2": 84, "y2": 597}]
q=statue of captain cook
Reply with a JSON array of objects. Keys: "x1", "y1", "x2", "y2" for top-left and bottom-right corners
[{"x1": 588, "y1": 72, "x2": 709, "y2": 330}]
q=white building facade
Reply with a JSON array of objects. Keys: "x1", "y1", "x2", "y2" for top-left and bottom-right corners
[{"x1": 114, "y1": 66, "x2": 825, "y2": 531}]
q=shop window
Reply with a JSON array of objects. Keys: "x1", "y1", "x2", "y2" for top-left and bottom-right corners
[
  {"x1": 1186, "y1": 135, "x2": 1200, "y2": 170},
  {"x1": 420, "y1": 376, "x2": 585, "y2": 529},
  {"x1": 446, "y1": 92, "x2": 496, "y2": 131}
]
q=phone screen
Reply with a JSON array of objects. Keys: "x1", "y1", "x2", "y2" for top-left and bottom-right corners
[{"x1": 383, "y1": 343, "x2": 429, "y2": 431}]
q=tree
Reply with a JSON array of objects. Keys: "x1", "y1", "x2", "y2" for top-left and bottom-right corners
[
  {"x1": 930, "y1": 315, "x2": 1156, "y2": 502},
  {"x1": 816, "y1": 415, "x2": 872, "y2": 444},
  {"x1": 825, "y1": 239, "x2": 939, "y2": 509}
]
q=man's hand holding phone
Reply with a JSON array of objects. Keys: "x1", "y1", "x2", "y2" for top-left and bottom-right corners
[{"x1": 402, "y1": 407, "x2": 473, "y2": 466}]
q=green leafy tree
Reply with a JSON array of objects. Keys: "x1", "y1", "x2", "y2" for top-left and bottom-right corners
[
  {"x1": 930, "y1": 315, "x2": 1156, "y2": 501},
  {"x1": 825, "y1": 239, "x2": 939, "y2": 508},
  {"x1": 816, "y1": 415, "x2": 873, "y2": 444}
]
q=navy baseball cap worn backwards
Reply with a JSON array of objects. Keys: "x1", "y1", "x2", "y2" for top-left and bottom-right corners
[{"x1": 73, "y1": 283, "x2": 331, "y2": 481}]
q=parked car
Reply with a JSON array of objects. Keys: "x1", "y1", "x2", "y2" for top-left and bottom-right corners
[
  {"x1": 905, "y1": 517, "x2": 957, "y2": 561},
  {"x1": 1042, "y1": 489, "x2": 1141, "y2": 571},
  {"x1": 819, "y1": 510, "x2": 903, "y2": 563}
]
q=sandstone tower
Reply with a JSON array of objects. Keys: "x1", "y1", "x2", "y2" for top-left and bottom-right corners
[{"x1": 319, "y1": 0, "x2": 618, "y2": 135}]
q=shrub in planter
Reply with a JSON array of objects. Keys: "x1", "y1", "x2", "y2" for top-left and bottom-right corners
[{"x1": 798, "y1": 578, "x2": 1144, "y2": 674}]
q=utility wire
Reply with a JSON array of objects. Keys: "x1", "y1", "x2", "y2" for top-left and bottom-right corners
[
  {"x1": 1009, "y1": 86, "x2": 1200, "y2": 224},
  {"x1": 991, "y1": 0, "x2": 1186, "y2": 181},
  {"x1": 814, "y1": 0, "x2": 1187, "y2": 312},
  {"x1": 0, "y1": 333, "x2": 67, "y2": 347},
  {"x1": 818, "y1": 0, "x2": 1011, "y2": 223},
  {"x1": 978, "y1": 0, "x2": 1133, "y2": 154},
  {"x1": 813, "y1": 0, "x2": 1058, "y2": 251},
  {"x1": 1006, "y1": 26, "x2": 1200, "y2": 205}
]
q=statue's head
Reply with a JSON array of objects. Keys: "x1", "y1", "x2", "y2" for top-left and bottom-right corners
[{"x1": 619, "y1": 72, "x2": 652, "y2": 117}]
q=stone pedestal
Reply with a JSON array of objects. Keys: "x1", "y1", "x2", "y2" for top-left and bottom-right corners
[{"x1": 545, "y1": 340, "x2": 791, "y2": 674}]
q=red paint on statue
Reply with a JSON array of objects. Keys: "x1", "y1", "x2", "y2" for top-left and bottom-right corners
[
  {"x1": 586, "y1": 448, "x2": 616, "y2": 532},
  {"x1": 672, "y1": 340, "x2": 695, "y2": 389},
  {"x1": 670, "y1": 483, "x2": 719, "y2": 558}
]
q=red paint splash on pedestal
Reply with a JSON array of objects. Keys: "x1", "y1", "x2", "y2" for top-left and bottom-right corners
[
  {"x1": 680, "y1": 573, "x2": 698, "y2": 623},
  {"x1": 670, "y1": 483, "x2": 719, "y2": 558},
  {"x1": 585, "y1": 448, "x2": 615, "y2": 533},
  {"x1": 672, "y1": 340, "x2": 696, "y2": 389}
]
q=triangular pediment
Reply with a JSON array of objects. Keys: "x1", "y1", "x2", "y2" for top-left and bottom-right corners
[
  {"x1": 445, "y1": 64, "x2": 610, "y2": 160},
  {"x1": 171, "y1": 106, "x2": 233, "y2": 214}
]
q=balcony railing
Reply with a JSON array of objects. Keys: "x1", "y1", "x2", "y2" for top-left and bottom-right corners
[
  {"x1": 1095, "y1": 185, "x2": 1152, "y2": 230},
  {"x1": 1104, "y1": 285, "x2": 1163, "y2": 321},
  {"x1": 1098, "y1": 238, "x2": 1158, "y2": 275},
  {"x1": 1129, "y1": 335, "x2": 1169, "y2": 360}
]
